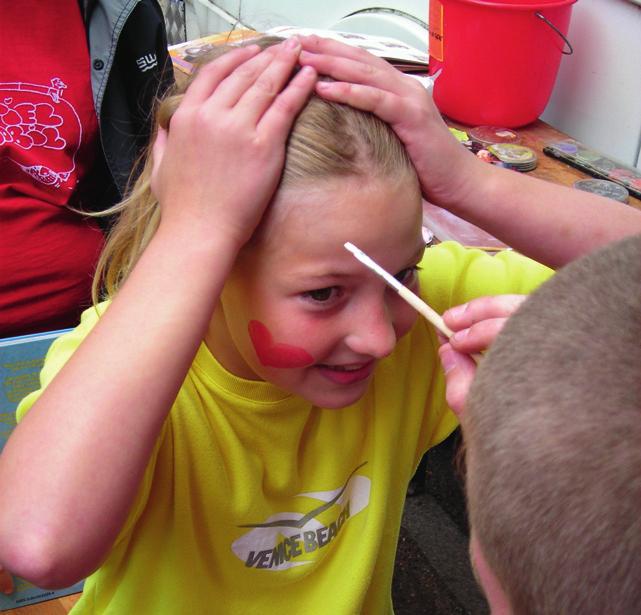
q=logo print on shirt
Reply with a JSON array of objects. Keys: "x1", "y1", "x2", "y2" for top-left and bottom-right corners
[
  {"x1": 231, "y1": 462, "x2": 371, "y2": 571},
  {"x1": 136, "y1": 54, "x2": 158, "y2": 72},
  {"x1": 0, "y1": 77, "x2": 81, "y2": 188}
]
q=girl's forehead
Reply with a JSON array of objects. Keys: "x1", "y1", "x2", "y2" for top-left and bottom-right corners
[
  {"x1": 248, "y1": 174, "x2": 423, "y2": 271},
  {"x1": 259, "y1": 173, "x2": 422, "y2": 246}
]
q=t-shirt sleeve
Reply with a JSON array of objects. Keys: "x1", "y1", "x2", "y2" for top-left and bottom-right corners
[
  {"x1": 411, "y1": 242, "x2": 554, "y2": 462},
  {"x1": 419, "y1": 241, "x2": 555, "y2": 314},
  {"x1": 16, "y1": 303, "x2": 106, "y2": 422}
]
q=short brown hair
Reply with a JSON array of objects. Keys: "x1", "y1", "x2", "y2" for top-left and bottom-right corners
[{"x1": 463, "y1": 234, "x2": 641, "y2": 615}]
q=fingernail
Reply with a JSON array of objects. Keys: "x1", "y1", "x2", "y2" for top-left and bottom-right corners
[
  {"x1": 285, "y1": 38, "x2": 300, "y2": 50},
  {"x1": 446, "y1": 304, "x2": 466, "y2": 321},
  {"x1": 439, "y1": 348, "x2": 457, "y2": 374},
  {"x1": 451, "y1": 329, "x2": 469, "y2": 344}
]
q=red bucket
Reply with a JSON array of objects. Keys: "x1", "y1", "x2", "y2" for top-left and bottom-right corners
[{"x1": 428, "y1": 0, "x2": 576, "y2": 127}]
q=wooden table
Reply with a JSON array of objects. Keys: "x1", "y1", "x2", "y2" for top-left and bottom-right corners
[
  {"x1": 7, "y1": 594, "x2": 80, "y2": 615},
  {"x1": 10, "y1": 117, "x2": 639, "y2": 615},
  {"x1": 449, "y1": 118, "x2": 641, "y2": 211}
]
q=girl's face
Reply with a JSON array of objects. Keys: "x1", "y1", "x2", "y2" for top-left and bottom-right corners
[{"x1": 207, "y1": 173, "x2": 424, "y2": 409}]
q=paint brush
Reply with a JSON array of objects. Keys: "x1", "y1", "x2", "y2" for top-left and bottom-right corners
[{"x1": 344, "y1": 242, "x2": 481, "y2": 364}]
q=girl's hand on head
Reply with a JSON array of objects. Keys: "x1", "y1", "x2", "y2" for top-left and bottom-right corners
[
  {"x1": 297, "y1": 35, "x2": 481, "y2": 207},
  {"x1": 151, "y1": 40, "x2": 317, "y2": 250},
  {"x1": 438, "y1": 294, "x2": 526, "y2": 417}
]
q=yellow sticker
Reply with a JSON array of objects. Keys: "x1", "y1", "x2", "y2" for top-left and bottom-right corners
[
  {"x1": 429, "y1": 0, "x2": 444, "y2": 62},
  {"x1": 449, "y1": 127, "x2": 469, "y2": 142}
]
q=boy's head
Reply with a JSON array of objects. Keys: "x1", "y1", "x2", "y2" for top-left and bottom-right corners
[{"x1": 461, "y1": 234, "x2": 641, "y2": 614}]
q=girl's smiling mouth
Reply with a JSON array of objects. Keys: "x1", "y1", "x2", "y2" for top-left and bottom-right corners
[{"x1": 315, "y1": 360, "x2": 375, "y2": 385}]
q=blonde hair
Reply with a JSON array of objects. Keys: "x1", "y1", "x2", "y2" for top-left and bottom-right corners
[
  {"x1": 464, "y1": 234, "x2": 641, "y2": 615},
  {"x1": 92, "y1": 39, "x2": 417, "y2": 302}
]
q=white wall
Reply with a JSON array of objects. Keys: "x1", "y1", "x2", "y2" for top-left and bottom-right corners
[
  {"x1": 182, "y1": 0, "x2": 428, "y2": 46},
  {"x1": 183, "y1": 0, "x2": 243, "y2": 39},
  {"x1": 541, "y1": 0, "x2": 641, "y2": 169}
]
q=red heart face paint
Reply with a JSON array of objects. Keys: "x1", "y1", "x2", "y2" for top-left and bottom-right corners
[{"x1": 248, "y1": 320, "x2": 315, "y2": 369}]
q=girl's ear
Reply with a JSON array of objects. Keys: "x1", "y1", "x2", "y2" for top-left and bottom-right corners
[
  {"x1": 156, "y1": 92, "x2": 183, "y2": 130},
  {"x1": 150, "y1": 128, "x2": 168, "y2": 199}
]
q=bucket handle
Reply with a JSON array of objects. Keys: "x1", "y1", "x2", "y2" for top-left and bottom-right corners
[{"x1": 535, "y1": 12, "x2": 573, "y2": 55}]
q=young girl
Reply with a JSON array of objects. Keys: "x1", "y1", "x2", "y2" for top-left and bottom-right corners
[{"x1": 0, "y1": 37, "x2": 632, "y2": 614}]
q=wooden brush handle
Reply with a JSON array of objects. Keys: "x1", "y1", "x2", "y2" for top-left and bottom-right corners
[{"x1": 398, "y1": 286, "x2": 482, "y2": 365}]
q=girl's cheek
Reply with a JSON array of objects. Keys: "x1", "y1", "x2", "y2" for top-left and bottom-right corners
[
  {"x1": 395, "y1": 305, "x2": 419, "y2": 340},
  {"x1": 388, "y1": 290, "x2": 419, "y2": 336},
  {"x1": 248, "y1": 320, "x2": 315, "y2": 369}
]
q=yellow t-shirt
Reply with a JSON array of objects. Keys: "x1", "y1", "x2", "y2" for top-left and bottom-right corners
[{"x1": 17, "y1": 242, "x2": 552, "y2": 614}]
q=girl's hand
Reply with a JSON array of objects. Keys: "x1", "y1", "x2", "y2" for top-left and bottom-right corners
[
  {"x1": 297, "y1": 35, "x2": 481, "y2": 207},
  {"x1": 0, "y1": 564, "x2": 13, "y2": 595},
  {"x1": 438, "y1": 295, "x2": 527, "y2": 417},
  {"x1": 151, "y1": 40, "x2": 317, "y2": 250}
]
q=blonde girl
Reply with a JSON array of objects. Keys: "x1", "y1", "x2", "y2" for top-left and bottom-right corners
[{"x1": 0, "y1": 37, "x2": 637, "y2": 614}]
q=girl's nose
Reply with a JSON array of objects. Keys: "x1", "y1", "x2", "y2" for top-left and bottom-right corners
[{"x1": 344, "y1": 300, "x2": 398, "y2": 359}]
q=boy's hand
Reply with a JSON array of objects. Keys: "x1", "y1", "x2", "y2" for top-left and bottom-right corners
[
  {"x1": 0, "y1": 564, "x2": 14, "y2": 595},
  {"x1": 151, "y1": 40, "x2": 317, "y2": 251},
  {"x1": 438, "y1": 295, "x2": 527, "y2": 417},
  {"x1": 297, "y1": 35, "x2": 482, "y2": 208}
]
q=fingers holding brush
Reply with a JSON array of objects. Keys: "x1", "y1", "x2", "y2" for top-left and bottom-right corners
[
  {"x1": 438, "y1": 342, "x2": 477, "y2": 419},
  {"x1": 443, "y1": 294, "x2": 526, "y2": 355}
]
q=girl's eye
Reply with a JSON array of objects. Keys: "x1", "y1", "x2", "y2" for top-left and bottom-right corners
[
  {"x1": 394, "y1": 265, "x2": 421, "y2": 286},
  {"x1": 303, "y1": 287, "x2": 340, "y2": 303}
]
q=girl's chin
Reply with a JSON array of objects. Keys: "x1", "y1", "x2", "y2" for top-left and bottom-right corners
[{"x1": 299, "y1": 379, "x2": 372, "y2": 409}]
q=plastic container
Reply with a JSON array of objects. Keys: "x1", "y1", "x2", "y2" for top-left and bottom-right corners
[{"x1": 428, "y1": 0, "x2": 576, "y2": 127}]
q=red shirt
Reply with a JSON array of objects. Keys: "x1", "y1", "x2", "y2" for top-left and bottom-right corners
[{"x1": 0, "y1": 2, "x2": 106, "y2": 337}]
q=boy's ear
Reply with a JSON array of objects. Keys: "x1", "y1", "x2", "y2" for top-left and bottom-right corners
[{"x1": 469, "y1": 534, "x2": 512, "y2": 615}]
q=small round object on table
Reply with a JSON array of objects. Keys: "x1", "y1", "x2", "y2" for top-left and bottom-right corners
[
  {"x1": 469, "y1": 126, "x2": 520, "y2": 147},
  {"x1": 487, "y1": 143, "x2": 538, "y2": 172},
  {"x1": 572, "y1": 179, "x2": 629, "y2": 203}
]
